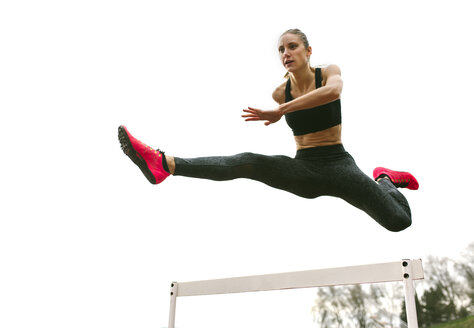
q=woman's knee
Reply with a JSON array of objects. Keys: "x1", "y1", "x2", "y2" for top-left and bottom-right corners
[{"x1": 384, "y1": 212, "x2": 412, "y2": 232}]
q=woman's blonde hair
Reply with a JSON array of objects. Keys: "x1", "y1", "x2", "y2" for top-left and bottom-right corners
[{"x1": 280, "y1": 28, "x2": 311, "y2": 79}]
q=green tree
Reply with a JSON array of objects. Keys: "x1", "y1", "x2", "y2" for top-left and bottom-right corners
[
  {"x1": 456, "y1": 242, "x2": 474, "y2": 315},
  {"x1": 425, "y1": 256, "x2": 462, "y2": 309},
  {"x1": 422, "y1": 282, "x2": 457, "y2": 326}
]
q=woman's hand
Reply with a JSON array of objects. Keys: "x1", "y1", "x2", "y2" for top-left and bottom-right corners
[{"x1": 241, "y1": 107, "x2": 283, "y2": 126}]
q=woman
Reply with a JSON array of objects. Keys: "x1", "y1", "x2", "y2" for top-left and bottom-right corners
[{"x1": 118, "y1": 28, "x2": 418, "y2": 232}]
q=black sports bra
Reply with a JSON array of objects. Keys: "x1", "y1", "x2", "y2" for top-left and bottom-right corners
[{"x1": 284, "y1": 67, "x2": 341, "y2": 136}]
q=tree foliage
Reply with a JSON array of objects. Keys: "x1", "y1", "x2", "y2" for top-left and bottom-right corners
[
  {"x1": 457, "y1": 242, "x2": 474, "y2": 313},
  {"x1": 311, "y1": 283, "x2": 403, "y2": 328},
  {"x1": 417, "y1": 244, "x2": 474, "y2": 327},
  {"x1": 311, "y1": 242, "x2": 474, "y2": 328}
]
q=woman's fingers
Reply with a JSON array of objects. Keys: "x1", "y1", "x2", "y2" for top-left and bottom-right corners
[
  {"x1": 242, "y1": 107, "x2": 274, "y2": 125},
  {"x1": 243, "y1": 114, "x2": 262, "y2": 121},
  {"x1": 242, "y1": 108, "x2": 263, "y2": 121},
  {"x1": 242, "y1": 108, "x2": 258, "y2": 115},
  {"x1": 242, "y1": 107, "x2": 280, "y2": 126}
]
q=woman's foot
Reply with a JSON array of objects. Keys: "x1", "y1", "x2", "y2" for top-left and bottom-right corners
[
  {"x1": 118, "y1": 125, "x2": 170, "y2": 184},
  {"x1": 373, "y1": 167, "x2": 419, "y2": 190}
]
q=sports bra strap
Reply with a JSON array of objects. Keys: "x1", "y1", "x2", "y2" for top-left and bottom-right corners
[{"x1": 315, "y1": 67, "x2": 322, "y2": 89}]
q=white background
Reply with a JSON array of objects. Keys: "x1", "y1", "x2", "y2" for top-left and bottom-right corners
[{"x1": 1, "y1": 0, "x2": 473, "y2": 327}]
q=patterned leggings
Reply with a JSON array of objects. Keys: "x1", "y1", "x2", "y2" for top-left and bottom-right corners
[{"x1": 173, "y1": 144, "x2": 411, "y2": 232}]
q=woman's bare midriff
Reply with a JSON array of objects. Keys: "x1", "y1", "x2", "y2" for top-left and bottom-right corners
[{"x1": 294, "y1": 124, "x2": 342, "y2": 150}]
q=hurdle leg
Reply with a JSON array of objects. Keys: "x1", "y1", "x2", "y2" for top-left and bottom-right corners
[
  {"x1": 168, "y1": 282, "x2": 178, "y2": 328},
  {"x1": 402, "y1": 260, "x2": 419, "y2": 328}
]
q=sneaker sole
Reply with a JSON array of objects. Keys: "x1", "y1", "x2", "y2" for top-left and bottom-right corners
[{"x1": 118, "y1": 126, "x2": 157, "y2": 184}]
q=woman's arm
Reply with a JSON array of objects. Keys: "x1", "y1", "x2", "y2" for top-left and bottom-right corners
[
  {"x1": 278, "y1": 64, "x2": 343, "y2": 115},
  {"x1": 242, "y1": 65, "x2": 343, "y2": 126}
]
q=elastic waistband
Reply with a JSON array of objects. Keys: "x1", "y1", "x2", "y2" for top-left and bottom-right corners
[{"x1": 295, "y1": 144, "x2": 346, "y2": 159}]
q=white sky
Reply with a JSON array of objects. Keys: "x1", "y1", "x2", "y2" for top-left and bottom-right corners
[{"x1": 1, "y1": 0, "x2": 473, "y2": 327}]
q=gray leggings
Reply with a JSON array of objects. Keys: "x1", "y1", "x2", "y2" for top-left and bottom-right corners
[{"x1": 174, "y1": 144, "x2": 411, "y2": 232}]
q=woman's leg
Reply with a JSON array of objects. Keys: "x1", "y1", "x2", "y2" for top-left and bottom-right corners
[
  {"x1": 118, "y1": 125, "x2": 319, "y2": 196},
  {"x1": 119, "y1": 126, "x2": 414, "y2": 231},
  {"x1": 328, "y1": 156, "x2": 413, "y2": 232},
  {"x1": 173, "y1": 152, "x2": 324, "y2": 199},
  {"x1": 174, "y1": 152, "x2": 414, "y2": 231}
]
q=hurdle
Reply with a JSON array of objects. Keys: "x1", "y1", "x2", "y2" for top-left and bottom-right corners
[{"x1": 168, "y1": 259, "x2": 424, "y2": 328}]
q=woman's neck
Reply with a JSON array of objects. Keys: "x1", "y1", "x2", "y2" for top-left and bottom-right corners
[{"x1": 289, "y1": 66, "x2": 314, "y2": 91}]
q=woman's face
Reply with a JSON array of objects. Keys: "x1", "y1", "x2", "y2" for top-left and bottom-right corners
[{"x1": 278, "y1": 33, "x2": 312, "y2": 72}]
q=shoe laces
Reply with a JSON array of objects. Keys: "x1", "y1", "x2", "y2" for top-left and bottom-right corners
[
  {"x1": 393, "y1": 178, "x2": 409, "y2": 183},
  {"x1": 139, "y1": 141, "x2": 164, "y2": 155},
  {"x1": 392, "y1": 177, "x2": 409, "y2": 187}
]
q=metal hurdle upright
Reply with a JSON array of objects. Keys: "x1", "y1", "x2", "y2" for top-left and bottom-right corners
[{"x1": 168, "y1": 259, "x2": 424, "y2": 328}]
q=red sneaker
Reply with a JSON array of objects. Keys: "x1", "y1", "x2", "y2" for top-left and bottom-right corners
[
  {"x1": 373, "y1": 167, "x2": 419, "y2": 190},
  {"x1": 118, "y1": 125, "x2": 170, "y2": 184}
]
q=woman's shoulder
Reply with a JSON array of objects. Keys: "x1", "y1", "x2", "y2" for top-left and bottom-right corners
[
  {"x1": 318, "y1": 64, "x2": 341, "y2": 75},
  {"x1": 272, "y1": 81, "x2": 287, "y2": 104},
  {"x1": 317, "y1": 64, "x2": 342, "y2": 87}
]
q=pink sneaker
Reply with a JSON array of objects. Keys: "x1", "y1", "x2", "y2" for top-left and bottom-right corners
[
  {"x1": 118, "y1": 125, "x2": 170, "y2": 184},
  {"x1": 373, "y1": 167, "x2": 419, "y2": 190}
]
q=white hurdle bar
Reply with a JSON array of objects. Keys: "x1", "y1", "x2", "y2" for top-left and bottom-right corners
[{"x1": 168, "y1": 259, "x2": 423, "y2": 328}]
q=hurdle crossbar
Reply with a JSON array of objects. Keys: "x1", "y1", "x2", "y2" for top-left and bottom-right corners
[{"x1": 168, "y1": 259, "x2": 423, "y2": 328}]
